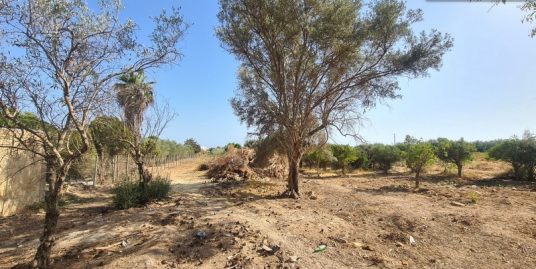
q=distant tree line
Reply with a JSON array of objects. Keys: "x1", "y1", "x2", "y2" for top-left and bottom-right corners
[{"x1": 301, "y1": 133, "x2": 536, "y2": 185}]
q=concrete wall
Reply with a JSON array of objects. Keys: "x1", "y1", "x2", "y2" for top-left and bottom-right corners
[{"x1": 0, "y1": 131, "x2": 45, "y2": 217}]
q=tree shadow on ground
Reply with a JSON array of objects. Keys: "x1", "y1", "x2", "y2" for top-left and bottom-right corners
[
  {"x1": 457, "y1": 177, "x2": 536, "y2": 189},
  {"x1": 2, "y1": 183, "x2": 247, "y2": 269},
  {"x1": 201, "y1": 180, "x2": 286, "y2": 202}
]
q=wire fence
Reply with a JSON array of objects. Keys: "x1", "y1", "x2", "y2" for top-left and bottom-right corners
[{"x1": 71, "y1": 153, "x2": 198, "y2": 186}]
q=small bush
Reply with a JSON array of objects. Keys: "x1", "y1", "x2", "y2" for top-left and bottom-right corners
[
  {"x1": 112, "y1": 177, "x2": 171, "y2": 209},
  {"x1": 469, "y1": 191, "x2": 479, "y2": 204},
  {"x1": 368, "y1": 144, "x2": 403, "y2": 173},
  {"x1": 142, "y1": 177, "x2": 171, "y2": 202},
  {"x1": 197, "y1": 163, "x2": 210, "y2": 171},
  {"x1": 112, "y1": 181, "x2": 140, "y2": 210}
]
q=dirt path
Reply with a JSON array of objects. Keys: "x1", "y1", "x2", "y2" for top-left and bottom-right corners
[{"x1": 1, "y1": 157, "x2": 536, "y2": 269}]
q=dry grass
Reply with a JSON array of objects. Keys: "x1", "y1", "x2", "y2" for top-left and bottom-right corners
[{"x1": 2, "y1": 156, "x2": 536, "y2": 269}]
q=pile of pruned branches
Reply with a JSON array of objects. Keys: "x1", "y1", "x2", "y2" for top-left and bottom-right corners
[
  {"x1": 254, "y1": 153, "x2": 288, "y2": 179},
  {"x1": 207, "y1": 146, "x2": 256, "y2": 181}
]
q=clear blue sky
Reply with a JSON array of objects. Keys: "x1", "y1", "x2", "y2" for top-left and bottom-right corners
[{"x1": 120, "y1": 1, "x2": 536, "y2": 147}]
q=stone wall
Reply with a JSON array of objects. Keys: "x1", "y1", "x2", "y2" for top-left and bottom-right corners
[{"x1": 0, "y1": 130, "x2": 45, "y2": 217}]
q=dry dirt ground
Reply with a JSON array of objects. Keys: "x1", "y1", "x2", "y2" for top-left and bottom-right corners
[{"x1": 1, "y1": 156, "x2": 536, "y2": 269}]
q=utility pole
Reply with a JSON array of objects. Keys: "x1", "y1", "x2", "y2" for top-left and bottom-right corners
[{"x1": 393, "y1": 133, "x2": 396, "y2": 145}]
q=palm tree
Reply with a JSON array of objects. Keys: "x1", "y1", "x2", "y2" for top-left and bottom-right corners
[
  {"x1": 114, "y1": 71, "x2": 155, "y2": 185},
  {"x1": 115, "y1": 71, "x2": 154, "y2": 141}
]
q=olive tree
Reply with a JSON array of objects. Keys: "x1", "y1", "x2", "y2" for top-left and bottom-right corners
[
  {"x1": 369, "y1": 144, "x2": 403, "y2": 174},
  {"x1": 302, "y1": 145, "x2": 336, "y2": 170},
  {"x1": 185, "y1": 138, "x2": 202, "y2": 153},
  {"x1": 434, "y1": 138, "x2": 475, "y2": 177},
  {"x1": 405, "y1": 142, "x2": 435, "y2": 188},
  {"x1": 522, "y1": 0, "x2": 536, "y2": 37},
  {"x1": 217, "y1": 0, "x2": 453, "y2": 197},
  {"x1": 89, "y1": 116, "x2": 132, "y2": 184},
  {"x1": 488, "y1": 136, "x2": 536, "y2": 180},
  {"x1": 0, "y1": 1, "x2": 186, "y2": 267},
  {"x1": 331, "y1": 144, "x2": 358, "y2": 176}
]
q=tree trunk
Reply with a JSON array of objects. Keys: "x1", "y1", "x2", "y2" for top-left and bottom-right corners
[
  {"x1": 34, "y1": 160, "x2": 65, "y2": 268},
  {"x1": 112, "y1": 156, "x2": 117, "y2": 182},
  {"x1": 341, "y1": 164, "x2": 346, "y2": 176},
  {"x1": 286, "y1": 153, "x2": 301, "y2": 198},
  {"x1": 457, "y1": 164, "x2": 463, "y2": 178},
  {"x1": 134, "y1": 154, "x2": 152, "y2": 188},
  {"x1": 93, "y1": 154, "x2": 99, "y2": 187},
  {"x1": 125, "y1": 154, "x2": 130, "y2": 179},
  {"x1": 513, "y1": 163, "x2": 521, "y2": 179},
  {"x1": 415, "y1": 169, "x2": 421, "y2": 189}
]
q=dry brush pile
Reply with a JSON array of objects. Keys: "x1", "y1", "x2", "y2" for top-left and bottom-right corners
[
  {"x1": 206, "y1": 147, "x2": 257, "y2": 181},
  {"x1": 204, "y1": 146, "x2": 288, "y2": 181}
]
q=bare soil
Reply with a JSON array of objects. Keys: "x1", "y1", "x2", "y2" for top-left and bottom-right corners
[{"x1": 1, "y1": 156, "x2": 536, "y2": 269}]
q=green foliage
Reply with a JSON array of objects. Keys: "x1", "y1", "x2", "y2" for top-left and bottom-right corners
[
  {"x1": 218, "y1": 0, "x2": 452, "y2": 195},
  {"x1": 521, "y1": 1, "x2": 536, "y2": 37},
  {"x1": 144, "y1": 137, "x2": 196, "y2": 157},
  {"x1": 89, "y1": 116, "x2": 132, "y2": 157},
  {"x1": 488, "y1": 137, "x2": 536, "y2": 180},
  {"x1": 350, "y1": 147, "x2": 370, "y2": 169},
  {"x1": 115, "y1": 71, "x2": 155, "y2": 139},
  {"x1": 209, "y1": 147, "x2": 226, "y2": 156},
  {"x1": 112, "y1": 181, "x2": 140, "y2": 210},
  {"x1": 142, "y1": 136, "x2": 160, "y2": 156},
  {"x1": 225, "y1": 143, "x2": 242, "y2": 151},
  {"x1": 405, "y1": 142, "x2": 436, "y2": 179},
  {"x1": 302, "y1": 146, "x2": 337, "y2": 169},
  {"x1": 472, "y1": 140, "x2": 503, "y2": 152},
  {"x1": 66, "y1": 151, "x2": 96, "y2": 181},
  {"x1": 0, "y1": 111, "x2": 42, "y2": 130},
  {"x1": 112, "y1": 177, "x2": 171, "y2": 209},
  {"x1": 368, "y1": 144, "x2": 403, "y2": 173},
  {"x1": 469, "y1": 191, "x2": 479, "y2": 204},
  {"x1": 432, "y1": 138, "x2": 476, "y2": 177},
  {"x1": 184, "y1": 138, "x2": 202, "y2": 153},
  {"x1": 331, "y1": 145, "x2": 359, "y2": 175},
  {"x1": 140, "y1": 177, "x2": 172, "y2": 203}
]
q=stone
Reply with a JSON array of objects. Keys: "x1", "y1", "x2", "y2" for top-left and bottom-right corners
[
  {"x1": 450, "y1": 201, "x2": 465, "y2": 207},
  {"x1": 288, "y1": 255, "x2": 299, "y2": 263},
  {"x1": 409, "y1": 236, "x2": 416, "y2": 245}
]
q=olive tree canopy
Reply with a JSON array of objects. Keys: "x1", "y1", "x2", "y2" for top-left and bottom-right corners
[
  {"x1": 217, "y1": 0, "x2": 453, "y2": 197},
  {"x1": 0, "y1": 0, "x2": 187, "y2": 267}
]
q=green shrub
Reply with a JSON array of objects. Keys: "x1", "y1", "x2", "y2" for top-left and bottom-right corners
[
  {"x1": 143, "y1": 177, "x2": 171, "y2": 201},
  {"x1": 112, "y1": 177, "x2": 171, "y2": 209},
  {"x1": 405, "y1": 142, "x2": 436, "y2": 188},
  {"x1": 488, "y1": 137, "x2": 536, "y2": 180},
  {"x1": 112, "y1": 181, "x2": 141, "y2": 209},
  {"x1": 368, "y1": 144, "x2": 403, "y2": 173},
  {"x1": 469, "y1": 191, "x2": 479, "y2": 204},
  {"x1": 431, "y1": 138, "x2": 475, "y2": 177}
]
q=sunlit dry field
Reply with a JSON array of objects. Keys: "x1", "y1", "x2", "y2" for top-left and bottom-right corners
[{"x1": 1, "y1": 156, "x2": 535, "y2": 269}]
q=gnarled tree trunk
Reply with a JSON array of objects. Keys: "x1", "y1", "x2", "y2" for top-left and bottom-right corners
[
  {"x1": 133, "y1": 149, "x2": 152, "y2": 189},
  {"x1": 415, "y1": 169, "x2": 421, "y2": 189},
  {"x1": 33, "y1": 159, "x2": 69, "y2": 268},
  {"x1": 457, "y1": 164, "x2": 463, "y2": 178},
  {"x1": 285, "y1": 147, "x2": 303, "y2": 198}
]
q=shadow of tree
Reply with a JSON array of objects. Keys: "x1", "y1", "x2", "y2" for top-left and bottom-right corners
[
  {"x1": 457, "y1": 177, "x2": 536, "y2": 189},
  {"x1": 2, "y1": 181, "x2": 257, "y2": 269}
]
